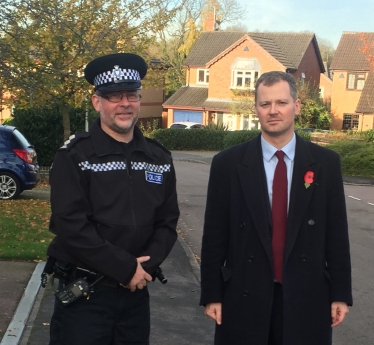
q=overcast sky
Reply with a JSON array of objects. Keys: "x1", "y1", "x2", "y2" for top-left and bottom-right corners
[{"x1": 236, "y1": 0, "x2": 374, "y2": 48}]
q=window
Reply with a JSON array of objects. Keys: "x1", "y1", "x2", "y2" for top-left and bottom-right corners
[
  {"x1": 342, "y1": 114, "x2": 359, "y2": 129},
  {"x1": 347, "y1": 73, "x2": 366, "y2": 90},
  {"x1": 231, "y1": 58, "x2": 261, "y2": 90},
  {"x1": 197, "y1": 69, "x2": 209, "y2": 84}
]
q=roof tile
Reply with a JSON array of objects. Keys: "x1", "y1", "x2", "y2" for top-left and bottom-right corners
[
  {"x1": 330, "y1": 32, "x2": 374, "y2": 71},
  {"x1": 356, "y1": 72, "x2": 374, "y2": 113}
]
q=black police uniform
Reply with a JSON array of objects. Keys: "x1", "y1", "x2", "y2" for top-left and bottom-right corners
[{"x1": 47, "y1": 118, "x2": 179, "y2": 344}]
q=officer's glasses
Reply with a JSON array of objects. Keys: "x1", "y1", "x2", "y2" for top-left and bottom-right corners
[{"x1": 99, "y1": 91, "x2": 141, "y2": 103}]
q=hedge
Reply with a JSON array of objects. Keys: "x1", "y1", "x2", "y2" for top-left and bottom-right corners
[{"x1": 8, "y1": 107, "x2": 98, "y2": 166}]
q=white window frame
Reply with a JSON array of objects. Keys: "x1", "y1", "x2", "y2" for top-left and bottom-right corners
[
  {"x1": 232, "y1": 70, "x2": 259, "y2": 89},
  {"x1": 197, "y1": 69, "x2": 209, "y2": 84}
]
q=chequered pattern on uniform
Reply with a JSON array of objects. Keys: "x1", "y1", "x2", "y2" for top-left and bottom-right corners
[
  {"x1": 78, "y1": 161, "x2": 127, "y2": 172},
  {"x1": 94, "y1": 69, "x2": 140, "y2": 87},
  {"x1": 61, "y1": 134, "x2": 77, "y2": 149},
  {"x1": 132, "y1": 162, "x2": 171, "y2": 173}
]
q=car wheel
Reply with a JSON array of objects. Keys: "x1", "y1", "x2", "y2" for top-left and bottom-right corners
[{"x1": 0, "y1": 172, "x2": 21, "y2": 200}]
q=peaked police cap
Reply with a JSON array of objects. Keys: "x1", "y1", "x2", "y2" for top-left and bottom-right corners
[{"x1": 84, "y1": 53, "x2": 147, "y2": 92}]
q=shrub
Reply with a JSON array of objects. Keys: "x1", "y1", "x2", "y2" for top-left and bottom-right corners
[
  {"x1": 150, "y1": 129, "x2": 226, "y2": 150},
  {"x1": 326, "y1": 141, "x2": 374, "y2": 177},
  {"x1": 223, "y1": 130, "x2": 261, "y2": 149},
  {"x1": 9, "y1": 107, "x2": 98, "y2": 166}
]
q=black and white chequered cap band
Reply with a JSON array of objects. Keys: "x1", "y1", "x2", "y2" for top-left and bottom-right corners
[{"x1": 94, "y1": 66, "x2": 140, "y2": 87}]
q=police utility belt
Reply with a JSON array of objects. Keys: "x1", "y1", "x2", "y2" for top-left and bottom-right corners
[{"x1": 41, "y1": 257, "x2": 167, "y2": 306}]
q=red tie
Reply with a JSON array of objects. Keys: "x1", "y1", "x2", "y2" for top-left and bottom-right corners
[{"x1": 272, "y1": 150, "x2": 287, "y2": 283}]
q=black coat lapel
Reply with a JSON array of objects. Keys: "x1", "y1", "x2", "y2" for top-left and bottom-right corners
[
  {"x1": 237, "y1": 136, "x2": 272, "y2": 259},
  {"x1": 284, "y1": 136, "x2": 321, "y2": 264}
]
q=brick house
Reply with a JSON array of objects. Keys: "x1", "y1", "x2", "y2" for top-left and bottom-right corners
[
  {"x1": 330, "y1": 32, "x2": 374, "y2": 131},
  {"x1": 163, "y1": 31, "x2": 325, "y2": 130}
]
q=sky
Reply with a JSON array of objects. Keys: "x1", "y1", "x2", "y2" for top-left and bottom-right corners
[{"x1": 236, "y1": 0, "x2": 374, "y2": 48}]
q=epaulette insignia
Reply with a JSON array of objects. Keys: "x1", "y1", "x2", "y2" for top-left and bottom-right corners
[{"x1": 59, "y1": 132, "x2": 90, "y2": 150}]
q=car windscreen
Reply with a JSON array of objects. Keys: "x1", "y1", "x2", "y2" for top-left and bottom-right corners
[{"x1": 170, "y1": 124, "x2": 187, "y2": 129}]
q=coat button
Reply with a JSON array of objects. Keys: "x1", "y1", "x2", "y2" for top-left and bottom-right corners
[
  {"x1": 248, "y1": 256, "x2": 254, "y2": 263},
  {"x1": 240, "y1": 222, "x2": 246, "y2": 229},
  {"x1": 301, "y1": 255, "x2": 307, "y2": 262},
  {"x1": 308, "y1": 219, "x2": 315, "y2": 226},
  {"x1": 243, "y1": 290, "x2": 249, "y2": 297}
]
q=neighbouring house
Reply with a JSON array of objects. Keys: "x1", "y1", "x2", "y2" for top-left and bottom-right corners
[
  {"x1": 330, "y1": 32, "x2": 374, "y2": 131},
  {"x1": 0, "y1": 92, "x2": 14, "y2": 124},
  {"x1": 163, "y1": 31, "x2": 325, "y2": 130},
  {"x1": 319, "y1": 62, "x2": 332, "y2": 101}
]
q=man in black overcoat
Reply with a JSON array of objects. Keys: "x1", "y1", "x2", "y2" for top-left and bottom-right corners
[{"x1": 200, "y1": 71, "x2": 352, "y2": 345}]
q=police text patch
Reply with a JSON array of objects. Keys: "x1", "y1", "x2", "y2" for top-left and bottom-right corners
[{"x1": 145, "y1": 171, "x2": 163, "y2": 184}]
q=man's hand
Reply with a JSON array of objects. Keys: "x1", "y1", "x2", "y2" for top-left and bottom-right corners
[
  {"x1": 331, "y1": 301, "x2": 349, "y2": 327},
  {"x1": 204, "y1": 303, "x2": 222, "y2": 325},
  {"x1": 126, "y1": 256, "x2": 152, "y2": 292}
]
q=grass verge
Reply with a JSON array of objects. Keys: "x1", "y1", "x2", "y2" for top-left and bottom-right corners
[{"x1": 0, "y1": 199, "x2": 53, "y2": 261}]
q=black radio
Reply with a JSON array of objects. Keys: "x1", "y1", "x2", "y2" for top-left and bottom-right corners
[{"x1": 55, "y1": 278, "x2": 91, "y2": 305}]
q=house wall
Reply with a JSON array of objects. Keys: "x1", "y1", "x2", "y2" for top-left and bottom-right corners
[
  {"x1": 319, "y1": 73, "x2": 332, "y2": 100},
  {"x1": 139, "y1": 86, "x2": 164, "y2": 118},
  {"x1": 291, "y1": 42, "x2": 321, "y2": 88},
  {"x1": 0, "y1": 106, "x2": 11, "y2": 124},
  {"x1": 207, "y1": 39, "x2": 285, "y2": 100},
  {"x1": 331, "y1": 70, "x2": 364, "y2": 130}
]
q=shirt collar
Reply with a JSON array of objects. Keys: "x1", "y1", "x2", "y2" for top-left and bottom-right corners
[{"x1": 261, "y1": 133, "x2": 296, "y2": 162}]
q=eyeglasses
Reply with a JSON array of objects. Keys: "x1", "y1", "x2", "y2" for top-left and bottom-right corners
[{"x1": 99, "y1": 92, "x2": 142, "y2": 103}]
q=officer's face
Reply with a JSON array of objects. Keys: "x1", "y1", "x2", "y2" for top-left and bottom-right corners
[{"x1": 92, "y1": 90, "x2": 141, "y2": 141}]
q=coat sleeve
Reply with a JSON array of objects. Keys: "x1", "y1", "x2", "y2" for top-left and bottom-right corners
[
  {"x1": 49, "y1": 149, "x2": 137, "y2": 285},
  {"x1": 325, "y1": 153, "x2": 353, "y2": 306},
  {"x1": 200, "y1": 153, "x2": 231, "y2": 306},
  {"x1": 140, "y1": 159, "x2": 179, "y2": 274}
]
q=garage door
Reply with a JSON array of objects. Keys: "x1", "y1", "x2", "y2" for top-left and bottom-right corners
[{"x1": 174, "y1": 110, "x2": 203, "y2": 123}]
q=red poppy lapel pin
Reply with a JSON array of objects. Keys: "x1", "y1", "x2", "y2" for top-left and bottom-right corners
[{"x1": 304, "y1": 171, "x2": 314, "y2": 189}]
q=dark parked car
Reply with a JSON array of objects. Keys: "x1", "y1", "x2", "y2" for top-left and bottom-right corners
[{"x1": 0, "y1": 125, "x2": 40, "y2": 200}]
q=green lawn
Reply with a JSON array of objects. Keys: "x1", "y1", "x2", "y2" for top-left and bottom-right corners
[{"x1": 0, "y1": 200, "x2": 54, "y2": 261}]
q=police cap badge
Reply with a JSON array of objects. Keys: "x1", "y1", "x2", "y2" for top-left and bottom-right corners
[{"x1": 84, "y1": 53, "x2": 147, "y2": 92}]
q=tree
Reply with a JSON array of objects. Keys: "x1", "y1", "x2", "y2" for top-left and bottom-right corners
[
  {"x1": 295, "y1": 80, "x2": 331, "y2": 129},
  {"x1": 359, "y1": 33, "x2": 374, "y2": 67},
  {"x1": 0, "y1": 0, "x2": 180, "y2": 140},
  {"x1": 316, "y1": 36, "x2": 335, "y2": 68},
  {"x1": 151, "y1": 0, "x2": 247, "y2": 98}
]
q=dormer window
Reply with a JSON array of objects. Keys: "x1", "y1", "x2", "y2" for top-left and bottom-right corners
[
  {"x1": 197, "y1": 69, "x2": 209, "y2": 84},
  {"x1": 231, "y1": 58, "x2": 261, "y2": 90}
]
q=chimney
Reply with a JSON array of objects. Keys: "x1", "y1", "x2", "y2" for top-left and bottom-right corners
[{"x1": 204, "y1": 12, "x2": 215, "y2": 32}]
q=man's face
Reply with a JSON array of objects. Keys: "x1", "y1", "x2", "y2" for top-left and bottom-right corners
[
  {"x1": 92, "y1": 90, "x2": 141, "y2": 139},
  {"x1": 255, "y1": 80, "x2": 300, "y2": 140}
]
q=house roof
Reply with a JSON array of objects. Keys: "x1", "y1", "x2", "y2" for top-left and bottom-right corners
[
  {"x1": 183, "y1": 31, "x2": 324, "y2": 71},
  {"x1": 356, "y1": 73, "x2": 374, "y2": 113},
  {"x1": 163, "y1": 86, "x2": 208, "y2": 108},
  {"x1": 330, "y1": 32, "x2": 374, "y2": 71},
  {"x1": 163, "y1": 86, "x2": 232, "y2": 111}
]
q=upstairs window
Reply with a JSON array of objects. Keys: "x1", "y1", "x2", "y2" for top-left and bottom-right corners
[
  {"x1": 347, "y1": 73, "x2": 365, "y2": 90},
  {"x1": 231, "y1": 58, "x2": 261, "y2": 90},
  {"x1": 197, "y1": 69, "x2": 209, "y2": 84}
]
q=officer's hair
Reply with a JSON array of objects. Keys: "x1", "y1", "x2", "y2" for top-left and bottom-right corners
[{"x1": 254, "y1": 71, "x2": 298, "y2": 103}]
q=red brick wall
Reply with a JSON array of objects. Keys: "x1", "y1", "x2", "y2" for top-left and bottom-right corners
[{"x1": 291, "y1": 41, "x2": 321, "y2": 88}]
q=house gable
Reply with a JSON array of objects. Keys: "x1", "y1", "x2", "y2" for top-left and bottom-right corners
[
  {"x1": 330, "y1": 32, "x2": 374, "y2": 130},
  {"x1": 164, "y1": 31, "x2": 324, "y2": 129}
]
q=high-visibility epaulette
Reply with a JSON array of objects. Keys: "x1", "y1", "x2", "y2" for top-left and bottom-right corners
[{"x1": 59, "y1": 132, "x2": 90, "y2": 151}]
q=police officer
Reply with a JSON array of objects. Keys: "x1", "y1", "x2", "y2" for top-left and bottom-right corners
[{"x1": 46, "y1": 53, "x2": 180, "y2": 344}]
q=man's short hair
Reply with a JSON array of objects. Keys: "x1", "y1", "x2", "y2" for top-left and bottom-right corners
[{"x1": 255, "y1": 71, "x2": 298, "y2": 103}]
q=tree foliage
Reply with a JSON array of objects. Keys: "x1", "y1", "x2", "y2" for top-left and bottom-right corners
[
  {"x1": 295, "y1": 80, "x2": 331, "y2": 129},
  {"x1": 151, "y1": 0, "x2": 246, "y2": 98},
  {"x1": 0, "y1": 0, "x2": 180, "y2": 139}
]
